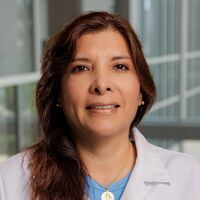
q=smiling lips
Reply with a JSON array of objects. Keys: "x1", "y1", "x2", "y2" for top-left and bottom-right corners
[{"x1": 86, "y1": 103, "x2": 120, "y2": 111}]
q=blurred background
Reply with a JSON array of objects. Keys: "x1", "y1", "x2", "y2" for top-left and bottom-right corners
[{"x1": 0, "y1": 0, "x2": 200, "y2": 162}]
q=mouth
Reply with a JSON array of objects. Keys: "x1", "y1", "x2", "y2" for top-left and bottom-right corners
[{"x1": 86, "y1": 103, "x2": 120, "y2": 110}]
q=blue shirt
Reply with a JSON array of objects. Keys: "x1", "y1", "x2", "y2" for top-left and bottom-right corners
[{"x1": 86, "y1": 172, "x2": 131, "y2": 200}]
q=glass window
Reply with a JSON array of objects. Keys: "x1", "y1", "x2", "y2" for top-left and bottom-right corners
[
  {"x1": 81, "y1": 0, "x2": 115, "y2": 12},
  {"x1": 17, "y1": 83, "x2": 38, "y2": 150},
  {"x1": 187, "y1": 94, "x2": 200, "y2": 121},
  {"x1": 0, "y1": 0, "x2": 34, "y2": 76},
  {"x1": 0, "y1": 87, "x2": 16, "y2": 160},
  {"x1": 137, "y1": 0, "x2": 181, "y2": 57},
  {"x1": 0, "y1": 83, "x2": 37, "y2": 160},
  {"x1": 188, "y1": 0, "x2": 200, "y2": 51},
  {"x1": 151, "y1": 62, "x2": 180, "y2": 101},
  {"x1": 187, "y1": 58, "x2": 200, "y2": 90},
  {"x1": 132, "y1": 0, "x2": 200, "y2": 123}
]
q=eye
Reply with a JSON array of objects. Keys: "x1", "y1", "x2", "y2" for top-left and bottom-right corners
[
  {"x1": 114, "y1": 64, "x2": 128, "y2": 71},
  {"x1": 72, "y1": 65, "x2": 90, "y2": 73}
]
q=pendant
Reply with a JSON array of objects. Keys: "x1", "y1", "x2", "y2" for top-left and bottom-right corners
[{"x1": 101, "y1": 190, "x2": 114, "y2": 200}]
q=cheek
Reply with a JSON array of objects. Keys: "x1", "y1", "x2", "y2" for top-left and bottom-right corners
[
  {"x1": 130, "y1": 86, "x2": 141, "y2": 105},
  {"x1": 62, "y1": 75, "x2": 88, "y2": 97},
  {"x1": 124, "y1": 81, "x2": 141, "y2": 122},
  {"x1": 60, "y1": 80, "x2": 83, "y2": 123},
  {"x1": 121, "y1": 78, "x2": 141, "y2": 105},
  {"x1": 62, "y1": 80, "x2": 81, "y2": 110}
]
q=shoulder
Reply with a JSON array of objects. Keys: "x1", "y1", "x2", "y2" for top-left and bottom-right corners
[
  {"x1": 152, "y1": 143, "x2": 200, "y2": 167},
  {"x1": 0, "y1": 152, "x2": 26, "y2": 169},
  {"x1": 151, "y1": 144, "x2": 200, "y2": 181},
  {"x1": 134, "y1": 128, "x2": 200, "y2": 175},
  {"x1": 0, "y1": 152, "x2": 30, "y2": 200},
  {"x1": 132, "y1": 128, "x2": 200, "y2": 198},
  {"x1": 0, "y1": 152, "x2": 29, "y2": 176}
]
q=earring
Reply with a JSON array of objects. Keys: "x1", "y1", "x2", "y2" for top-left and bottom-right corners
[
  {"x1": 56, "y1": 103, "x2": 61, "y2": 107},
  {"x1": 140, "y1": 101, "x2": 145, "y2": 106}
]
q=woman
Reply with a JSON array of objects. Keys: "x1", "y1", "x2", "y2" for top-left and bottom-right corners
[{"x1": 0, "y1": 11, "x2": 200, "y2": 200}]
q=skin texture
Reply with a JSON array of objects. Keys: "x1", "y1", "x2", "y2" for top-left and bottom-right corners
[{"x1": 60, "y1": 29, "x2": 142, "y2": 184}]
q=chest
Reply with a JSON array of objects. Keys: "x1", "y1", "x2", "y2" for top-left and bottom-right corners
[{"x1": 120, "y1": 182, "x2": 199, "y2": 200}]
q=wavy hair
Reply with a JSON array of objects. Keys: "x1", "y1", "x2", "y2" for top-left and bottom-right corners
[{"x1": 27, "y1": 11, "x2": 156, "y2": 200}]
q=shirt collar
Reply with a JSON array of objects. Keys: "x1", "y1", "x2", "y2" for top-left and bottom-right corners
[
  {"x1": 132, "y1": 127, "x2": 172, "y2": 183},
  {"x1": 121, "y1": 128, "x2": 172, "y2": 199}
]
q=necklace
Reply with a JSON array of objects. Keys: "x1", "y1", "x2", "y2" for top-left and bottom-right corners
[
  {"x1": 101, "y1": 189, "x2": 114, "y2": 200},
  {"x1": 88, "y1": 142, "x2": 133, "y2": 200}
]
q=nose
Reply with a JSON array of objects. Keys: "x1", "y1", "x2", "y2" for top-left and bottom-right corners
[{"x1": 89, "y1": 73, "x2": 112, "y2": 95}]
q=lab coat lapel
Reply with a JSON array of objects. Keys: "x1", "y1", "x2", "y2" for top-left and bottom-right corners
[{"x1": 120, "y1": 128, "x2": 172, "y2": 200}]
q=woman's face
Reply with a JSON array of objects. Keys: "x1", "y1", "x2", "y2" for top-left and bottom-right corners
[{"x1": 60, "y1": 29, "x2": 142, "y2": 140}]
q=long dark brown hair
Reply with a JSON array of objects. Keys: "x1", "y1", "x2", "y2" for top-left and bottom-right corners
[{"x1": 27, "y1": 11, "x2": 156, "y2": 200}]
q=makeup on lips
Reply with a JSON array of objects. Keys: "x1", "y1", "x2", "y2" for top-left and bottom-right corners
[{"x1": 86, "y1": 102, "x2": 120, "y2": 113}]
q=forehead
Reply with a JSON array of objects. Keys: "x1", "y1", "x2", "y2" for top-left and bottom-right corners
[{"x1": 75, "y1": 29, "x2": 130, "y2": 56}]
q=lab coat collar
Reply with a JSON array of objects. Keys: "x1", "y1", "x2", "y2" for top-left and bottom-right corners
[{"x1": 121, "y1": 128, "x2": 172, "y2": 200}]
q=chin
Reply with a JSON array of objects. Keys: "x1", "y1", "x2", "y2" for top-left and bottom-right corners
[{"x1": 87, "y1": 125, "x2": 126, "y2": 138}]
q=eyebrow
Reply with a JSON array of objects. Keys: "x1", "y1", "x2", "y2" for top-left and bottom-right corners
[
  {"x1": 71, "y1": 55, "x2": 131, "y2": 62},
  {"x1": 71, "y1": 57, "x2": 91, "y2": 62},
  {"x1": 111, "y1": 56, "x2": 131, "y2": 61}
]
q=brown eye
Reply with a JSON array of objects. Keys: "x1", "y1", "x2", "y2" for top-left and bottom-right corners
[
  {"x1": 114, "y1": 64, "x2": 128, "y2": 71},
  {"x1": 72, "y1": 65, "x2": 89, "y2": 73}
]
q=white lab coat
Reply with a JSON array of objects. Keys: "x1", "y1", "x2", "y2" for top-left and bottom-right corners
[{"x1": 0, "y1": 128, "x2": 200, "y2": 200}]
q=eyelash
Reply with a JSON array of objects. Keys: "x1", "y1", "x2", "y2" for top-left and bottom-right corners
[
  {"x1": 71, "y1": 64, "x2": 129, "y2": 73},
  {"x1": 114, "y1": 64, "x2": 129, "y2": 71},
  {"x1": 72, "y1": 65, "x2": 90, "y2": 73}
]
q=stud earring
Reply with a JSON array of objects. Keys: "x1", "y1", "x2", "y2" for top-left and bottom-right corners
[
  {"x1": 140, "y1": 101, "x2": 145, "y2": 106},
  {"x1": 56, "y1": 103, "x2": 61, "y2": 107}
]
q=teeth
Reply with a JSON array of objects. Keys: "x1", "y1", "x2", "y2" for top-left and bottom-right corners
[{"x1": 89, "y1": 105, "x2": 117, "y2": 109}]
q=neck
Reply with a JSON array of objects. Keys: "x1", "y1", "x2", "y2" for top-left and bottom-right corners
[{"x1": 76, "y1": 133, "x2": 137, "y2": 186}]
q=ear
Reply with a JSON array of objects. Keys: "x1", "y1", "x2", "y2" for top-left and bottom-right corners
[
  {"x1": 138, "y1": 93, "x2": 143, "y2": 106},
  {"x1": 57, "y1": 96, "x2": 62, "y2": 107}
]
